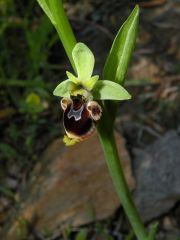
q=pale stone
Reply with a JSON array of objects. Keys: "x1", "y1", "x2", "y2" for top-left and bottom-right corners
[{"x1": 5, "y1": 132, "x2": 135, "y2": 239}]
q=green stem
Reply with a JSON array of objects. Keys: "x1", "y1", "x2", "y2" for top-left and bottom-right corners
[
  {"x1": 97, "y1": 109, "x2": 148, "y2": 240},
  {"x1": 48, "y1": 0, "x2": 77, "y2": 71}
]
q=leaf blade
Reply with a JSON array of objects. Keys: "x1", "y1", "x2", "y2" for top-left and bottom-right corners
[
  {"x1": 103, "y1": 5, "x2": 139, "y2": 85},
  {"x1": 36, "y1": 0, "x2": 55, "y2": 24}
]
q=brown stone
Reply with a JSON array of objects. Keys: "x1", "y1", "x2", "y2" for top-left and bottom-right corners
[{"x1": 5, "y1": 131, "x2": 135, "y2": 239}]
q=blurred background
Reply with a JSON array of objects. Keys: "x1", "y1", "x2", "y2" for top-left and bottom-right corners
[{"x1": 0, "y1": 0, "x2": 180, "y2": 239}]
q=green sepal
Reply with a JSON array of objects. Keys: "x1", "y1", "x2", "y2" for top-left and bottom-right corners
[
  {"x1": 72, "y1": 42, "x2": 95, "y2": 81},
  {"x1": 53, "y1": 80, "x2": 71, "y2": 97},
  {"x1": 103, "y1": 5, "x2": 139, "y2": 85},
  {"x1": 92, "y1": 80, "x2": 131, "y2": 100}
]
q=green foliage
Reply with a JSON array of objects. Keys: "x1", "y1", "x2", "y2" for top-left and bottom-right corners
[
  {"x1": 0, "y1": 1, "x2": 56, "y2": 120},
  {"x1": 0, "y1": 0, "x2": 13, "y2": 15},
  {"x1": 75, "y1": 229, "x2": 88, "y2": 240},
  {"x1": 103, "y1": 5, "x2": 139, "y2": 85},
  {"x1": 0, "y1": 143, "x2": 17, "y2": 160},
  {"x1": 19, "y1": 92, "x2": 44, "y2": 116},
  {"x1": 0, "y1": 185, "x2": 15, "y2": 199},
  {"x1": 125, "y1": 231, "x2": 135, "y2": 240},
  {"x1": 16, "y1": 218, "x2": 29, "y2": 240},
  {"x1": 148, "y1": 222, "x2": 158, "y2": 240},
  {"x1": 6, "y1": 124, "x2": 20, "y2": 141},
  {"x1": 102, "y1": 6, "x2": 139, "y2": 124},
  {"x1": 0, "y1": 0, "x2": 57, "y2": 80},
  {"x1": 61, "y1": 225, "x2": 75, "y2": 239},
  {"x1": 25, "y1": 15, "x2": 54, "y2": 77}
]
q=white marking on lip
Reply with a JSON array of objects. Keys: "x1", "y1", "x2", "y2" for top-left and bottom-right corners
[{"x1": 67, "y1": 104, "x2": 84, "y2": 121}]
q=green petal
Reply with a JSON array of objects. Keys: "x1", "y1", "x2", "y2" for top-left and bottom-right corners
[
  {"x1": 92, "y1": 80, "x2": 131, "y2": 100},
  {"x1": 66, "y1": 71, "x2": 79, "y2": 84},
  {"x1": 83, "y1": 75, "x2": 99, "y2": 90},
  {"x1": 53, "y1": 80, "x2": 71, "y2": 97},
  {"x1": 72, "y1": 42, "x2": 95, "y2": 80}
]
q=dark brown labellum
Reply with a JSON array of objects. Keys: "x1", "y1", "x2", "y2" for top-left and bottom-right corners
[{"x1": 61, "y1": 96, "x2": 102, "y2": 139}]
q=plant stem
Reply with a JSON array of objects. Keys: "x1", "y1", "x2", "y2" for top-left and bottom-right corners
[{"x1": 97, "y1": 110, "x2": 148, "y2": 240}]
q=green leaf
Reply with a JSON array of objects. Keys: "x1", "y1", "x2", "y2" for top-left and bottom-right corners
[
  {"x1": 148, "y1": 222, "x2": 158, "y2": 240},
  {"x1": 36, "y1": 0, "x2": 55, "y2": 24},
  {"x1": 92, "y1": 80, "x2": 131, "y2": 100},
  {"x1": 103, "y1": 5, "x2": 139, "y2": 85},
  {"x1": 53, "y1": 80, "x2": 71, "y2": 97},
  {"x1": 72, "y1": 43, "x2": 94, "y2": 80}
]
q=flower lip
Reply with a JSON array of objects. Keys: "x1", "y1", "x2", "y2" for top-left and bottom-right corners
[
  {"x1": 63, "y1": 98, "x2": 93, "y2": 138},
  {"x1": 61, "y1": 95, "x2": 102, "y2": 141}
]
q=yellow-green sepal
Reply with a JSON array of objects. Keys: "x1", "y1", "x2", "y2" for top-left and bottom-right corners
[
  {"x1": 53, "y1": 80, "x2": 71, "y2": 97},
  {"x1": 92, "y1": 80, "x2": 131, "y2": 100}
]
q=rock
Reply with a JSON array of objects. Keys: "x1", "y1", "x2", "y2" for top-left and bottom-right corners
[
  {"x1": 162, "y1": 216, "x2": 177, "y2": 231},
  {"x1": 133, "y1": 130, "x2": 180, "y2": 222},
  {"x1": 157, "y1": 230, "x2": 180, "y2": 240},
  {"x1": 5, "y1": 132, "x2": 135, "y2": 239}
]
